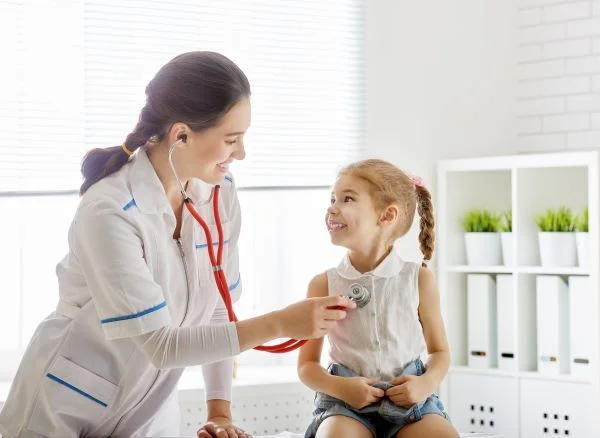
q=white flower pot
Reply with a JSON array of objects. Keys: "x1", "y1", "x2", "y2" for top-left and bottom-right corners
[
  {"x1": 576, "y1": 232, "x2": 589, "y2": 268},
  {"x1": 538, "y1": 232, "x2": 577, "y2": 267},
  {"x1": 464, "y1": 232, "x2": 502, "y2": 266},
  {"x1": 500, "y1": 232, "x2": 514, "y2": 266}
]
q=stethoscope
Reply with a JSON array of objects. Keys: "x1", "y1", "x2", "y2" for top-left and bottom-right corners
[
  {"x1": 346, "y1": 283, "x2": 371, "y2": 308},
  {"x1": 168, "y1": 139, "x2": 306, "y2": 353},
  {"x1": 168, "y1": 138, "x2": 371, "y2": 352}
]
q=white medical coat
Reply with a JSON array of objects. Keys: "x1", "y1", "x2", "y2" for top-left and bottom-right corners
[{"x1": 0, "y1": 149, "x2": 242, "y2": 437}]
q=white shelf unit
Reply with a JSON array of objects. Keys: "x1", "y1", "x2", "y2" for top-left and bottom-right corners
[{"x1": 437, "y1": 151, "x2": 600, "y2": 438}]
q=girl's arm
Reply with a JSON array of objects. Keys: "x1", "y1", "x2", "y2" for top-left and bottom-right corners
[
  {"x1": 417, "y1": 266, "x2": 451, "y2": 391},
  {"x1": 385, "y1": 266, "x2": 451, "y2": 407},
  {"x1": 298, "y1": 274, "x2": 384, "y2": 409}
]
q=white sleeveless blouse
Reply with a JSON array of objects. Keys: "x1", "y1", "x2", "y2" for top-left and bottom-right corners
[{"x1": 326, "y1": 251, "x2": 427, "y2": 381}]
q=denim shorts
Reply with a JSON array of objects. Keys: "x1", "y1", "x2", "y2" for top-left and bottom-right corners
[{"x1": 305, "y1": 359, "x2": 450, "y2": 438}]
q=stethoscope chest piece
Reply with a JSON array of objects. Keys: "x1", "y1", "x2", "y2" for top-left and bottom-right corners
[{"x1": 346, "y1": 282, "x2": 371, "y2": 308}]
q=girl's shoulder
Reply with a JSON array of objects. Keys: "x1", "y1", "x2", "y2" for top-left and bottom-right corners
[{"x1": 307, "y1": 272, "x2": 329, "y2": 298}]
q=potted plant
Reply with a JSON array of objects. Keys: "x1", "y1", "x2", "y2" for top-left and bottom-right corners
[
  {"x1": 535, "y1": 207, "x2": 577, "y2": 267},
  {"x1": 499, "y1": 209, "x2": 513, "y2": 266},
  {"x1": 462, "y1": 209, "x2": 502, "y2": 266},
  {"x1": 575, "y1": 207, "x2": 588, "y2": 268}
]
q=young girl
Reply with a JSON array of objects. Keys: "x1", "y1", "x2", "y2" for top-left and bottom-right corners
[{"x1": 298, "y1": 159, "x2": 458, "y2": 438}]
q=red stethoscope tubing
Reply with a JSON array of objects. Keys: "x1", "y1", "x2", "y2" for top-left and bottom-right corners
[{"x1": 185, "y1": 185, "x2": 307, "y2": 353}]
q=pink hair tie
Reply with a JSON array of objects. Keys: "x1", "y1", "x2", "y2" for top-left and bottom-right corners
[{"x1": 406, "y1": 173, "x2": 426, "y2": 188}]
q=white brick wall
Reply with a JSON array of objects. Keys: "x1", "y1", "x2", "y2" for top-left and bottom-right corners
[
  {"x1": 517, "y1": 0, "x2": 600, "y2": 152},
  {"x1": 543, "y1": 38, "x2": 591, "y2": 59}
]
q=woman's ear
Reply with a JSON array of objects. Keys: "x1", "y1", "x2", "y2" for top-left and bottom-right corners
[{"x1": 169, "y1": 122, "x2": 191, "y2": 146}]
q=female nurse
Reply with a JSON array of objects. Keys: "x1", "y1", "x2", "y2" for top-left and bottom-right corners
[{"x1": 0, "y1": 51, "x2": 355, "y2": 438}]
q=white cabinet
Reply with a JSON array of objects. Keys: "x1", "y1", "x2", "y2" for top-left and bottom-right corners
[
  {"x1": 520, "y1": 379, "x2": 595, "y2": 438},
  {"x1": 438, "y1": 151, "x2": 600, "y2": 437},
  {"x1": 448, "y1": 372, "x2": 519, "y2": 437}
]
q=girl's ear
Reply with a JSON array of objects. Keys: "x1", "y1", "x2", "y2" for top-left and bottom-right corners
[{"x1": 379, "y1": 205, "x2": 399, "y2": 225}]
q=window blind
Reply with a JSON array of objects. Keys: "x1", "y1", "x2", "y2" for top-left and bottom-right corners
[{"x1": 0, "y1": 0, "x2": 364, "y2": 191}]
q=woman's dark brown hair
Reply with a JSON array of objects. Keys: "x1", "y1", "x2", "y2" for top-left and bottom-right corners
[{"x1": 80, "y1": 51, "x2": 251, "y2": 194}]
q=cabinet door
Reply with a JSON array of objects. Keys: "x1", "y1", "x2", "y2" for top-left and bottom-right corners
[
  {"x1": 448, "y1": 372, "x2": 519, "y2": 437},
  {"x1": 520, "y1": 379, "x2": 596, "y2": 438}
]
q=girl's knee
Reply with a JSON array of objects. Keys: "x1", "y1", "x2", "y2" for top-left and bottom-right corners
[
  {"x1": 315, "y1": 415, "x2": 373, "y2": 438},
  {"x1": 394, "y1": 413, "x2": 458, "y2": 438}
]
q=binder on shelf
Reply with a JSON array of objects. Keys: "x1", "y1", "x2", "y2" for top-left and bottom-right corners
[
  {"x1": 536, "y1": 275, "x2": 570, "y2": 375},
  {"x1": 496, "y1": 274, "x2": 517, "y2": 371},
  {"x1": 569, "y1": 276, "x2": 594, "y2": 379},
  {"x1": 467, "y1": 274, "x2": 497, "y2": 369}
]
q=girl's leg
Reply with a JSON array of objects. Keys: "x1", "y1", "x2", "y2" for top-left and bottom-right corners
[
  {"x1": 394, "y1": 413, "x2": 459, "y2": 438},
  {"x1": 315, "y1": 415, "x2": 374, "y2": 438}
]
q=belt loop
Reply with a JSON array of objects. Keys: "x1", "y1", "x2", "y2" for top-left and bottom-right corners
[
  {"x1": 416, "y1": 358, "x2": 425, "y2": 375},
  {"x1": 410, "y1": 405, "x2": 422, "y2": 422}
]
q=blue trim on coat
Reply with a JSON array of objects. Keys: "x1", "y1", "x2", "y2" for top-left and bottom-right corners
[
  {"x1": 122, "y1": 198, "x2": 137, "y2": 211},
  {"x1": 100, "y1": 301, "x2": 167, "y2": 324},
  {"x1": 46, "y1": 373, "x2": 108, "y2": 407},
  {"x1": 229, "y1": 274, "x2": 241, "y2": 291},
  {"x1": 196, "y1": 240, "x2": 230, "y2": 249}
]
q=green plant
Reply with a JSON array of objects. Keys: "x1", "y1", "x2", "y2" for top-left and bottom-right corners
[
  {"x1": 575, "y1": 207, "x2": 588, "y2": 232},
  {"x1": 535, "y1": 207, "x2": 576, "y2": 232},
  {"x1": 498, "y1": 209, "x2": 512, "y2": 233},
  {"x1": 462, "y1": 209, "x2": 501, "y2": 232}
]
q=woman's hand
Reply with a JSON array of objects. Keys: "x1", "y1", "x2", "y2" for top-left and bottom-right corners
[
  {"x1": 277, "y1": 295, "x2": 356, "y2": 340},
  {"x1": 197, "y1": 416, "x2": 250, "y2": 438},
  {"x1": 385, "y1": 374, "x2": 431, "y2": 408},
  {"x1": 336, "y1": 376, "x2": 385, "y2": 410}
]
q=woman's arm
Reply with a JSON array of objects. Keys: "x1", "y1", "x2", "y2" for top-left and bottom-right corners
[
  {"x1": 202, "y1": 300, "x2": 235, "y2": 402},
  {"x1": 417, "y1": 266, "x2": 451, "y2": 391},
  {"x1": 133, "y1": 294, "x2": 355, "y2": 369},
  {"x1": 237, "y1": 294, "x2": 354, "y2": 351},
  {"x1": 297, "y1": 273, "x2": 346, "y2": 399}
]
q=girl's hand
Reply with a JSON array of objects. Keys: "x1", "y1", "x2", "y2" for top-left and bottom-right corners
[
  {"x1": 197, "y1": 416, "x2": 250, "y2": 438},
  {"x1": 385, "y1": 374, "x2": 431, "y2": 408},
  {"x1": 337, "y1": 376, "x2": 385, "y2": 409},
  {"x1": 278, "y1": 295, "x2": 356, "y2": 339}
]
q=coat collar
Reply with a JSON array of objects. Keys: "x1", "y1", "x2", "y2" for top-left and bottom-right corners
[
  {"x1": 129, "y1": 148, "x2": 172, "y2": 214},
  {"x1": 129, "y1": 148, "x2": 221, "y2": 215}
]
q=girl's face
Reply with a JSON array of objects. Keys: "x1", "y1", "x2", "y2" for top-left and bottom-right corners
[
  {"x1": 178, "y1": 98, "x2": 251, "y2": 185},
  {"x1": 326, "y1": 174, "x2": 383, "y2": 250}
]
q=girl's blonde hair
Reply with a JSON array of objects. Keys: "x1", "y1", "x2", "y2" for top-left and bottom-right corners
[{"x1": 338, "y1": 159, "x2": 435, "y2": 266}]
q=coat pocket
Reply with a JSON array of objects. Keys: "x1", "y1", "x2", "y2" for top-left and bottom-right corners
[{"x1": 27, "y1": 355, "x2": 119, "y2": 437}]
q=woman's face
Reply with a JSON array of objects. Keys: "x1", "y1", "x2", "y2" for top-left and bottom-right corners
[{"x1": 179, "y1": 98, "x2": 251, "y2": 184}]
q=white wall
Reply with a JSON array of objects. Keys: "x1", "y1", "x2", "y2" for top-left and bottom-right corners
[
  {"x1": 516, "y1": 0, "x2": 600, "y2": 152},
  {"x1": 364, "y1": 0, "x2": 518, "y2": 258}
]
